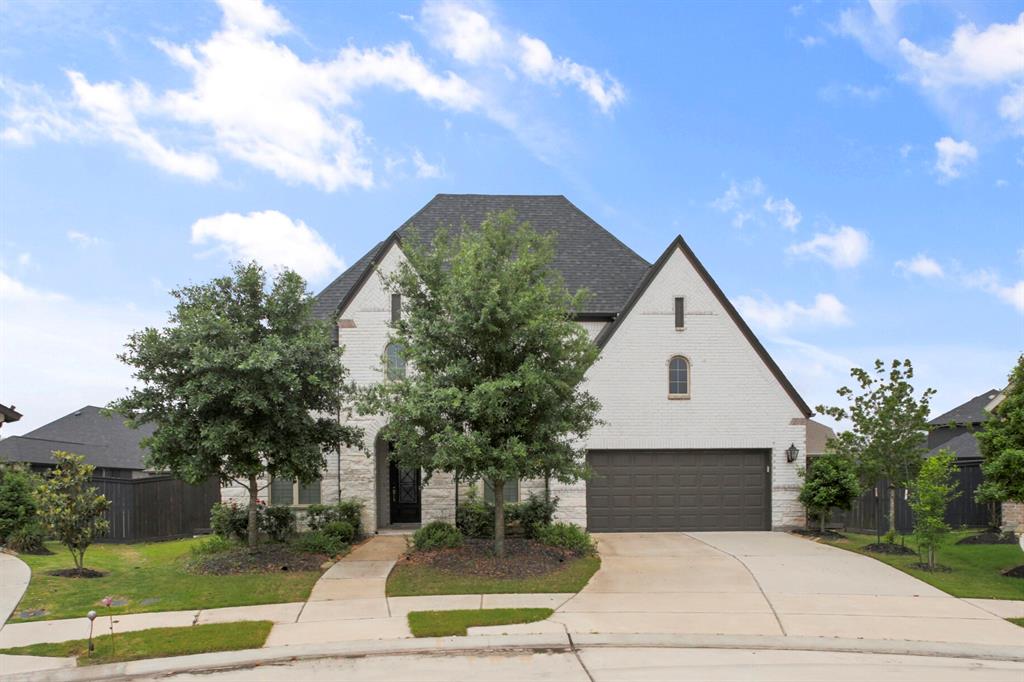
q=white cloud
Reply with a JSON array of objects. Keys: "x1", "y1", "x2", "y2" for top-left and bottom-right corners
[
  {"x1": 787, "y1": 226, "x2": 870, "y2": 269},
  {"x1": 0, "y1": 271, "x2": 66, "y2": 302},
  {"x1": 762, "y1": 196, "x2": 802, "y2": 231},
  {"x1": 67, "y1": 230, "x2": 101, "y2": 247},
  {"x1": 934, "y1": 136, "x2": 977, "y2": 179},
  {"x1": 733, "y1": 293, "x2": 850, "y2": 332},
  {"x1": 962, "y1": 269, "x2": 1024, "y2": 313},
  {"x1": 411, "y1": 149, "x2": 443, "y2": 178},
  {"x1": 818, "y1": 83, "x2": 885, "y2": 102},
  {"x1": 898, "y1": 13, "x2": 1024, "y2": 89},
  {"x1": 800, "y1": 35, "x2": 824, "y2": 48},
  {"x1": 16, "y1": 253, "x2": 31, "y2": 266},
  {"x1": 899, "y1": 143, "x2": 913, "y2": 158},
  {"x1": 895, "y1": 254, "x2": 944, "y2": 278},
  {"x1": 190, "y1": 210, "x2": 344, "y2": 282},
  {"x1": 421, "y1": 1, "x2": 504, "y2": 64},
  {"x1": 999, "y1": 83, "x2": 1024, "y2": 126},
  {"x1": 517, "y1": 35, "x2": 625, "y2": 113}
]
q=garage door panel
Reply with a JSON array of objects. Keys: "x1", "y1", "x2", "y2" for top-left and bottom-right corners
[{"x1": 586, "y1": 449, "x2": 770, "y2": 532}]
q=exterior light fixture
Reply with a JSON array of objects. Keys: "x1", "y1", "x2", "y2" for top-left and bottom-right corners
[
  {"x1": 785, "y1": 443, "x2": 799, "y2": 463},
  {"x1": 86, "y1": 610, "x2": 97, "y2": 655}
]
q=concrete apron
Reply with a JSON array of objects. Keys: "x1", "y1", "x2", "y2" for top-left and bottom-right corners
[
  {"x1": 7, "y1": 632, "x2": 1024, "y2": 682},
  {"x1": 477, "y1": 531, "x2": 1024, "y2": 649}
]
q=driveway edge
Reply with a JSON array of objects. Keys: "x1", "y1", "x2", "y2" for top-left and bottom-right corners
[{"x1": 10, "y1": 632, "x2": 1024, "y2": 681}]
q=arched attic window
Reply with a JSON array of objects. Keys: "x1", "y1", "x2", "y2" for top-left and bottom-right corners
[{"x1": 668, "y1": 356, "x2": 690, "y2": 398}]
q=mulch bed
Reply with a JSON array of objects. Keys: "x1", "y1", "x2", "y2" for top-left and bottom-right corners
[
  {"x1": 46, "y1": 568, "x2": 106, "y2": 578},
  {"x1": 956, "y1": 530, "x2": 1018, "y2": 545},
  {"x1": 188, "y1": 544, "x2": 327, "y2": 575},
  {"x1": 402, "y1": 538, "x2": 578, "y2": 580},
  {"x1": 863, "y1": 542, "x2": 916, "y2": 555},
  {"x1": 792, "y1": 529, "x2": 846, "y2": 540},
  {"x1": 1002, "y1": 565, "x2": 1024, "y2": 579}
]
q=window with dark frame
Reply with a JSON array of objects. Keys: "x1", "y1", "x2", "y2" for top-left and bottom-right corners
[
  {"x1": 391, "y1": 293, "x2": 401, "y2": 323},
  {"x1": 270, "y1": 477, "x2": 322, "y2": 506},
  {"x1": 669, "y1": 356, "x2": 689, "y2": 396},
  {"x1": 386, "y1": 343, "x2": 406, "y2": 380},
  {"x1": 674, "y1": 297, "x2": 685, "y2": 328},
  {"x1": 483, "y1": 479, "x2": 519, "y2": 503}
]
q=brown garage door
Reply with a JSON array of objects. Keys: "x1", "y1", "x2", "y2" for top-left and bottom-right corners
[{"x1": 586, "y1": 449, "x2": 771, "y2": 532}]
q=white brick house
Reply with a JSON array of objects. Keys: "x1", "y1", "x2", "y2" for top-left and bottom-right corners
[{"x1": 225, "y1": 195, "x2": 812, "y2": 532}]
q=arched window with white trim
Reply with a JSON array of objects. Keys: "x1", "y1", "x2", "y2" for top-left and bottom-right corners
[{"x1": 669, "y1": 356, "x2": 689, "y2": 398}]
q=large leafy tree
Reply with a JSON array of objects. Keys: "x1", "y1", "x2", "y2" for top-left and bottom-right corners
[
  {"x1": 818, "y1": 359, "x2": 935, "y2": 541},
  {"x1": 111, "y1": 262, "x2": 363, "y2": 548},
  {"x1": 976, "y1": 355, "x2": 1024, "y2": 518},
  {"x1": 362, "y1": 211, "x2": 602, "y2": 556}
]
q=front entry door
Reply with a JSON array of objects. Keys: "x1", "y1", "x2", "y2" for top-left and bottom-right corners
[{"x1": 389, "y1": 461, "x2": 421, "y2": 523}]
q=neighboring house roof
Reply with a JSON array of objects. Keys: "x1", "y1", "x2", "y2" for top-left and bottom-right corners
[
  {"x1": 927, "y1": 389, "x2": 1001, "y2": 427},
  {"x1": 927, "y1": 429, "x2": 981, "y2": 461},
  {"x1": 594, "y1": 235, "x2": 813, "y2": 417},
  {"x1": 0, "y1": 406, "x2": 154, "y2": 470},
  {"x1": 0, "y1": 403, "x2": 22, "y2": 426},
  {"x1": 806, "y1": 419, "x2": 836, "y2": 455},
  {"x1": 313, "y1": 194, "x2": 651, "y2": 320}
]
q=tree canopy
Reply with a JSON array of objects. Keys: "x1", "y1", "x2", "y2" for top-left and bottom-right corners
[
  {"x1": 362, "y1": 211, "x2": 602, "y2": 555},
  {"x1": 111, "y1": 262, "x2": 363, "y2": 547},
  {"x1": 976, "y1": 354, "x2": 1024, "y2": 508}
]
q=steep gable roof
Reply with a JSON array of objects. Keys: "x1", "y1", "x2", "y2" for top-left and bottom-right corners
[
  {"x1": 0, "y1": 406, "x2": 154, "y2": 470},
  {"x1": 313, "y1": 194, "x2": 651, "y2": 321},
  {"x1": 595, "y1": 235, "x2": 813, "y2": 417},
  {"x1": 927, "y1": 389, "x2": 1000, "y2": 427}
]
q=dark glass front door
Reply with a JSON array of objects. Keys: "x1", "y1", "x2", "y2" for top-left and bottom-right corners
[{"x1": 389, "y1": 461, "x2": 421, "y2": 523}]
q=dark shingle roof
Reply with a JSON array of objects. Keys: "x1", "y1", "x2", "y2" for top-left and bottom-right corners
[
  {"x1": 313, "y1": 195, "x2": 651, "y2": 320},
  {"x1": 927, "y1": 389, "x2": 1000, "y2": 427},
  {"x1": 927, "y1": 430, "x2": 981, "y2": 460},
  {"x1": 0, "y1": 406, "x2": 154, "y2": 470}
]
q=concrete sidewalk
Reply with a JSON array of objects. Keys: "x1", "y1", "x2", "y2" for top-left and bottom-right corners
[{"x1": 0, "y1": 552, "x2": 30, "y2": 626}]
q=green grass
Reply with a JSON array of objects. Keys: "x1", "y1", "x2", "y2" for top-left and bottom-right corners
[
  {"x1": 1009, "y1": 618, "x2": 1024, "y2": 628},
  {"x1": 0, "y1": 621, "x2": 272, "y2": 666},
  {"x1": 11, "y1": 539, "x2": 322, "y2": 623},
  {"x1": 824, "y1": 531, "x2": 1024, "y2": 600},
  {"x1": 387, "y1": 555, "x2": 600, "y2": 597},
  {"x1": 407, "y1": 608, "x2": 553, "y2": 637}
]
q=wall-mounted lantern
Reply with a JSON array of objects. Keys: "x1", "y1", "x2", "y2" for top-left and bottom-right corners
[{"x1": 785, "y1": 443, "x2": 799, "y2": 463}]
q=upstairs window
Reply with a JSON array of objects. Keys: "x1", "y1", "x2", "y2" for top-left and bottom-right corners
[
  {"x1": 674, "y1": 297, "x2": 685, "y2": 329},
  {"x1": 386, "y1": 343, "x2": 406, "y2": 380},
  {"x1": 669, "y1": 356, "x2": 689, "y2": 398},
  {"x1": 391, "y1": 293, "x2": 402, "y2": 323}
]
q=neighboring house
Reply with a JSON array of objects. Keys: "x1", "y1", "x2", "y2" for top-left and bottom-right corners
[
  {"x1": 224, "y1": 194, "x2": 812, "y2": 532},
  {"x1": 806, "y1": 419, "x2": 836, "y2": 459},
  {"x1": 0, "y1": 406, "x2": 219, "y2": 542},
  {"x1": 926, "y1": 388, "x2": 1001, "y2": 461},
  {"x1": 0, "y1": 404, "x2": 21, "y2": 431}
]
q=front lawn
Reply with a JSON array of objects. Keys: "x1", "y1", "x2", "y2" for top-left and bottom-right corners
[
  {"x1": 387, "y1": 554, "x2": 600, "y2": 597},
  {"x1": 10, "y1": 539, "x2": 322, "y2": 622},
  {"x1": 1010, "y1": 618, "x2": 1024, "y2": 628},
  {"x1": 407, "y1": 608, "x2": 553, "y2": 637},
  {"x1": 0, "y1": 621, "x2": 271, "y2": 666},
  {"x1": 824, "y1": 531, "x2": 1024, "y2": 600}
]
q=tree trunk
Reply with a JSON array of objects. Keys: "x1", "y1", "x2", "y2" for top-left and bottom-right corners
[
  {"x1": 887, "y1": 483, "x2": 897, "y2": 540},
  {"x1": 247, "y1": 474, "x2": 260, "y2": 550},
  {"x1": 493, "y1": 479, "x2": 505, "y2": 558}
]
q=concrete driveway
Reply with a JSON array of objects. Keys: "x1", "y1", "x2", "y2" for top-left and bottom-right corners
[{"x1": 548, "y1": 532, "x2": 1024, "y2": 647}]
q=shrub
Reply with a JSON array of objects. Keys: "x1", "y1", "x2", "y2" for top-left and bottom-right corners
[
  {"x1": 798, "y1": 453, "x2": 860, "y2": 533},
  {"x1": 536, "y1": 522, "x2": 595, "y2": 555},
  {"x1": 190, "y1": 534, "x2": 232, "y2": 557},
  {"x1": 0, "y1": 463, "x2": 39, "y2": 544},
  {"x1": 7, "y1": 521, "x2": 46, "y2": 554},
  {"x1": 412, "y1": 521, "x2": 463, "y2": 550},
  {"x1": 263, "y1": 505, "x2": 296, "y2": 542},
  {"x1": 910, "y1": 451, "x2": 960, "y2": 569},
  {"x1": 210, "y1": 501, "x2": 250, "y2": 542},
  {"x1": 34, "y1": 451, "x2": 110, "y2": 570},
  {"x1": 508, "y1": 493, "x2": 558, "y2": 539},
  {"x1": 305, "y1": 499, "x2": 364, "y2": 537},
  {"x1": 293, "y1": 530, "x2": 347, "y2": 556},
  {"x1": 456, "y1": 491, "x2": 494, "y2": 538},
  {"x1": 322, "y1": 519, "x2": 356, "y2": 544}
]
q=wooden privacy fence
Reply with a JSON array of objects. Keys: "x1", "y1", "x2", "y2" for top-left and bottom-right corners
[
  {"x1": 824, "y1": 459, "x2": 989, "y2": 534},
  {"x1": 92, "y1": 475, "x2": 220, "y2": 543}
]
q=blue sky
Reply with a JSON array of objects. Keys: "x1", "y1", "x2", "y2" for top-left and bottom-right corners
[{"x1": 1, "y1": 0, "x2": 1022, "y2": 436}]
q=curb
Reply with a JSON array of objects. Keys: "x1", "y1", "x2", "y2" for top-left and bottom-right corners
[{"x1": 9, "y1": 631, "x2": 1024, "y2": 681}]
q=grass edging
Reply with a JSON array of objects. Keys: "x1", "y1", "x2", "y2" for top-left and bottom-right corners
[
  {"x1": 407, "y1": 608, "x2": 554, "y2": 637},
  {"x1": 0, "y1": 621, "x2": 273, "y2": 666},
  {"x1": 387, "y1": 554, "x2": 600, "y2": 597}
]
